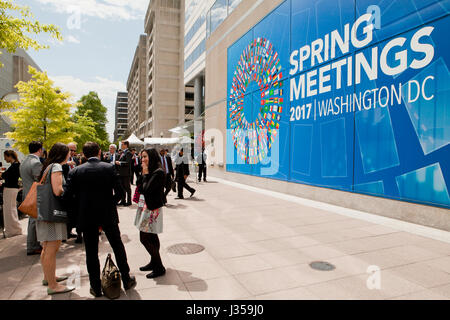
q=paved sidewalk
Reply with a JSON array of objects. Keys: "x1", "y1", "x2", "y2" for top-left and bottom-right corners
[{"x1": 1, "y1": 177, "x2": 450, "y2": 300}]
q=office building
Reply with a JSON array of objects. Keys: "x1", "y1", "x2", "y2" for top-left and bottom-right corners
[
  {"x1": 127, "y1": 34, "x2": 147, "y2": 140},
  {"x1": 204, "y1": 0, "x2": 450, "y2": 230},
  {"x1": 0, "y1": 48, "x2": 41, "y2": 137},
  {"x1": 114, "y1": 92, "x2": 128, "y2": 141}
]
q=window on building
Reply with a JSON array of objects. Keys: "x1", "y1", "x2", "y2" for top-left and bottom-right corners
[
  {"x1": 210, "y1": 0, "x2": 227, "y2": 35},
  {"x1": 185, "y1": 92, "x2": 194, "y2": 100}
]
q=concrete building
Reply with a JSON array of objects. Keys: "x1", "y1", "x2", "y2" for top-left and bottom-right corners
[
  {"x1": 204, "y1": 0, "x2": 450, "y2": 230},
  {"x1": 126, "y1": 34, "x2": 147, "y2": 140},
  {"x1": 174, "y1": 0, "x2": 242, "y2": 150},
  {"x1": 114, "y1": 92, "x2": 128, "y2": 142},
  {"x1": 0, "y1": 48, "x2": 41, "y2": 138},
  {"x1": 143, "y1": 0, "x2": 183, "y2": 139}
]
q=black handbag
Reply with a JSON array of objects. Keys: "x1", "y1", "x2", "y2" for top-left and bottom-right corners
[
  {"x1": 101, "y1": 253, "x2": 121, "y2": 299},
  {"x1": 36, "y1": 164, "x2": 68, "y2": 223}
]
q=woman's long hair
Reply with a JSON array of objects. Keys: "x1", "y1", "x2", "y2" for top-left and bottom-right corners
[
  {"x1": 144, "y1": 148, "x2": 162, "y2": 174},
  {"x1": 39, "y1": 143, "x2": 70, "y2": 180},
  {"x1": 4, "y1": 150, "x2": 19, "y2": 163}
]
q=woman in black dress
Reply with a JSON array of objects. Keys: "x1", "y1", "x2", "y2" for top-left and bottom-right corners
[
  {"x1": 1, "y1": 150, "x2": 22, "y2": 237},
  {"x1": 135, "y1": 148, "x2": 166, "y2": 278}
]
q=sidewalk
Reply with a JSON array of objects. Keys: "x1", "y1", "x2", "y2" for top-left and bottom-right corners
[{"x1": 1, "y1": 177, "x2": 450, "y2": 300}]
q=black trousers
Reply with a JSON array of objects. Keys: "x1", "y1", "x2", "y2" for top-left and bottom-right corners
[
  {"x1": 163, "y1": 175, "x2": 173, "y2": 200},
  {"x1": 198, "y1": 164, "x2": 207, "y2": 181},
  {"x1": 139, "y1": 232, "x2": 164, "y2": 271},
  {"x1": 120, "y1": 175, "x2": 132, "y2": 204},
  {"x1": 83, "y1": 224, "x2": 130, "y2": 291},
  {"x1": 177, "y1": 177, "x2": 195, "y2": 198}
]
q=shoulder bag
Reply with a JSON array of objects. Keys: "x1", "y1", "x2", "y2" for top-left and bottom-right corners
[
  {"x1": 36, "y1": 164, "x2": 68, "y2": 223},
  {"x1": 18, "y1": 165, "x2": 52, "y2": 219}
]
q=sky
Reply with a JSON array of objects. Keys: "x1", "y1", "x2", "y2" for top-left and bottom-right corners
[{"x1": 16, "y1": 0, "x2": 151, "y2": 141}]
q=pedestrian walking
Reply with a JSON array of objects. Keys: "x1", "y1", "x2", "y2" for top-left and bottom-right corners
[
  {"x1": 36, "y1": 143, "x2": 74, "y2": 295},
  {"x1": 20, "y1": 141, "x2": 44, "y2": 256},
  {"x1": 175, "y1": 148, "x2": 195, "y2": 199},
  {"x1": 136, "y1": 149, "x2": 166, "y2": 278},
  {"x1": 1, "y1": 150, "x2": 22, "y2": 238},
  {"x1": 197, "y1": 147, "x2": 207, "y2": 182},
  {"x1": 64, "y1": 142, "x2": 136, "y2": 297},
  {"x1": 116, "y1": 141, "x2": 133, "y2": 206},
  {"x1": 159, "y1": 148, "x2": 174, "y2": 204}
]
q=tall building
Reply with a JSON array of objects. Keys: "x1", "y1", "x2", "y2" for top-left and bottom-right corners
[
  {"x1": 177, "y1": 0, "x2": 242, "y2": 151},
  {"x1": 204, "y1": 0, "x2": 450, "y2": 230},
  {"x1": 0, "y1": 48, "x2": 41, "y2": 137},
  {"x1": 126, "y1": 34, "x2": 147, "y2": 140},
  {"x1": 144, "y1": 0, "x2": 183, "y2": 139},
  {"x1": 114, "y1": 92, "x2": 128, "y2": 142}
]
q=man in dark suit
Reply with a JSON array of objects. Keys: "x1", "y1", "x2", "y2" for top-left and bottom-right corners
[
  {"x1": 196, "y1": 147, "x2": 207, "y2": 182},
  {"x1": 175, "y1": 148, "x2": 195, "y2": 199},
  {"x1": 63, "y1": 142, "x2": 82, "y2": 243},
  {"x1": 130, "y1": 148, "x2": 141, "y2": 185},
  {"x1": 64, "y1": 142, "x2": 136, "y2": 297},
  {"x1": 105, "y1": 144, "x2": 119, "y2": 164},
  {"x1": 116, "y1": 141, "x2": 133, "y2": 206},
  {"x1": 159, "y1": 148, "x2": 174, "y2": 204}
]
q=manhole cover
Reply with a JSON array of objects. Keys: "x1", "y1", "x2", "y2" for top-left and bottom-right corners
[
  {"x1": 309, "y1": 261, "x2": 336, "y2": 271},
  {"x1": 167, "y1": 243, "x2": 205, "y2": 255}
]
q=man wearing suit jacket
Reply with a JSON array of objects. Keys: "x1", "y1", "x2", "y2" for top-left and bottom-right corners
[
  {"x1": 63, "y1": 142, "x2": 82, "y2": 242},
  {"x1": 159, "y1": 148, "x2": 174, "y2": 204},
  {"x1": 105, "y1": 144, "x2": 119, "y2": 165},
  {"x1": 115, "y1": 141, "x2": 133, "y2": 206},
  {"x1": 64, "y1": 142, "x2": 136, "y2": 297},
  {"x1": 175, "y1": 148, "x2": 195, "y2": 199},
  {"x1": 19, "y1": 141, "x2": 44, "y2": 256}
]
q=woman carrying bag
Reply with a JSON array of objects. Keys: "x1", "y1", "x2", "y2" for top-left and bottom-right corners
[
  {"x1": 0, "y1": 150, "x2": 23, "y2": 238},
  {"x1": 36, "y1": 143, "x2": 74, "y2": 295},
  {"x1": 135, "y1": 148, "x2": 166, "y2": 279}
]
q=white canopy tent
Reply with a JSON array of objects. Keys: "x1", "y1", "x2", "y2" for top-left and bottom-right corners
[
  {"x1": 125, "y1": 133, "x2": 144, "y2": 145},
  {"x1": 143, "y1": 136, "x2": 194, "y2": 146}
]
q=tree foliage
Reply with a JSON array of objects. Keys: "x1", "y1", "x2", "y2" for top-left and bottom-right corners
[
  {"x1": 0, "y1": 0, "x2": 62, "y2": 65},
  {"x1": 76, "y1": 92, "x2": 110, "y2": 150},
  {"x1": 0, "y1": 0, "x2": 62, "y2": 109},
  {"x1": 2, "y1": 66, "x2": 95, "y2": 153}
]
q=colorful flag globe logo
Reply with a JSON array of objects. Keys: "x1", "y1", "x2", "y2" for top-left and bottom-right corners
[{"x1": 229, "y1": 38, "x2": 284, "y2": 164}]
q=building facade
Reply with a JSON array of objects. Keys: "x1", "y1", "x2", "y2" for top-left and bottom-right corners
[
  {"x1": 127, "y1": 34, "x2": 147, "y2": 140},
  {"x1": 144, "y1": 0, "x2": 183, "y2": 139},
  {"x1": 204, "y1": 0, "x2": 450, "y2": 230},
  {"x1": 114, "y1": 92, "x2": 128, "y2": 142},
  {"x1": 0, "y1": 48, "x2": 41, "y2": 138}
]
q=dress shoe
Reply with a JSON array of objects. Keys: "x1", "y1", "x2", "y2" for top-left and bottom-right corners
[
  {"x1": 124, "y1": 203, "x2": 132, "y2": 207},
  {"x1": 90, "y1": 287, "x2": 103, "y2": 298},
  {"x1": 203, "y1": 179, "x2": 207, "y2": 182},
  {"x1": 75, "y1": 235, "x2": 83, "y2": 244},
  {"x1": 139, "y1": 262, "x2": 154, "y2": 272},
  {"x1": 68, "y1": 233, "x2": 77, "y2": 239},
  {"x1": 146, "y1": 268, "x2": 166, "y2": 279},
  {"x1": 42, "y1": 276, "x2": 69, "y2": 286},
  {"x1": 27, "y1": 248, "x2": 42, "y2": 256},
  {"x1": 47, "y1": 286, "x2": 75, "y2": 295},
  {"x1": 123, "y1": 276, "x2": 137, "y2": 290},
  {"x1": 175, "y1": 196, "x2": 184, "y2": 200},
  {"x1": 190, "y1": 190, "x2": 196, "y2": 197}
]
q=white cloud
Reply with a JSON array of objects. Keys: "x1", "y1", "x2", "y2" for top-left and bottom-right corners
[
  {"x1": 66, "y1": 35, "x2": 80, "y2": 44},
  {"x1": 50, "y1": 75, "x2": 126, "y2": 141},
  {"x1": 34, "y1": 0, "x2": 149, "y2": 21}
]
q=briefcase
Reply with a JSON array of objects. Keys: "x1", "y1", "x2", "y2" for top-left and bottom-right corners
[{"x1": 101, "y1": 253, "x2": 121, "y2": 299}]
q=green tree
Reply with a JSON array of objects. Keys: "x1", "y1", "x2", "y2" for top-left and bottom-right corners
[
  {"x1": 0, "y1": 0, "x2": 62, "y2": 109},
  {"x1": 3, "y1": 66, "x2": 94, "y2": 153},
  {"x1": 76, "y1": 92, "x2": 110, "y2": 150},
  {"x1": 72, "y1": 110, "x2": 98, "y2": 152}
]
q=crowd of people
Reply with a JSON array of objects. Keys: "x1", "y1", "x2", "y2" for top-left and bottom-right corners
[{"x1": 0, "y1": 139, "x2": 205, "y2": 297}]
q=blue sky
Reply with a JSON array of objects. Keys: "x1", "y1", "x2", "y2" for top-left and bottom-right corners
[{"x1": 17, "y1": 0, "x2": 150, "y2": 140}]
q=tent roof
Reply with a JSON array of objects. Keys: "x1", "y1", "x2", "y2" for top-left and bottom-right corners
[
  {"x1": 143, "y1": 136, "x2": 194, "y2": 145},
  {"x1": 125, "y1": 133, "x2": 144, "y2": 145}
]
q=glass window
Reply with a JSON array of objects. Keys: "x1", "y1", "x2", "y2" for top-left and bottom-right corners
[
  {"x1": 210, "y1": 0, "x2": 227, "y2": 35},
  {"x1": 228, "y1": 0, "x2": 241, "y2": 13},
  {"x1": 184, "y1": 13, "x2": 206, "y2": 47},
  {"x1": 184, "y1": 39, "x2": 205, "y2": 71}
]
